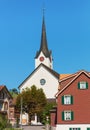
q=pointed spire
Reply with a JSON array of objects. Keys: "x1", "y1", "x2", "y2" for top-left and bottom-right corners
[{"x1": 35, "y1": 11, "x2": 51, "y2": 58}]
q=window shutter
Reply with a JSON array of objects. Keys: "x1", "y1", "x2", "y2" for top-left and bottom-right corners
[
  {"x1": 87, "y1": 128, "x2": 90, "y2": 130},
  {"x1": 86, "y1": 82, "x2": 88, "y2": 89},
  {"x1": 62, "y1": 111, "x2": 64, "y2": 120},
  {"x1": 71, "y1": 111, "x2": 74, "y2": 120},
  {"x1": 78, "y1": 82, "x2": 80, "y2": 89},
  {"x1": 71, "y1": 95, "x2": 73, "y2": 104},
  {"x1": 62, "y1": 96, "x2": 64, "y2": 104},
  {"x1": 78, "y1": 128, "x2": 81, "y2": 130}
]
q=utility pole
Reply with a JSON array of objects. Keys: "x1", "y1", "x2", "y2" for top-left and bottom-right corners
[{"x1": 21, "y1": 97, "x2": 22, "y2": 129}]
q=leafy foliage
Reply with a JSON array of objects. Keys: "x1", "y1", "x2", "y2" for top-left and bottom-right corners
[
  {"x1": 9, "y1": 88, "x2": 18, "y2": 98},
  {"x1": 16, "y1": 85, "x2": 47, "y2": 121},
  {"x1": 0, "y1": 114, "x2": 12, "y2": 130},
  {"x1": 42, "y1": 102, "x2": 56, "y2": 124}
]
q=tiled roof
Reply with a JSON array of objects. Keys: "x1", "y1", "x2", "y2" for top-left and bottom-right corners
[
  {"x1": 56, "y1": 70, "x2": 90, "y2": 97},
  {"x1": 0, "y1": 85, "x2": 5, "y2": 91},
  {"x1": 60, "y1": 74, "x2": 71, "y2": 80},
  {"x1": 0, "y1": 85, "x2": 13, "y2": 99}
]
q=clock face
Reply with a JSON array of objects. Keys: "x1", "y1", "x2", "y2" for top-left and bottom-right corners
[{"x1": 39, "y1": 56, "x2": 44, "y2": 62}]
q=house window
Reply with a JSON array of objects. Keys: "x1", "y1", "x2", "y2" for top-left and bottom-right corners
[
  {"x1": 4, "y1": 102, "x2": 8, "y2": 110},
  {"x1": 1, "y1": 92, "x2": 4, "y2": 99},
  {"x1": 78, "y1": 81, "x2": 88, "y2": 89},
  {"x1": 62, "y1": 111, "x2": 74, "y2": 121},
  {"x1": 62, "y1": 95, "x2": 73, "y2": 105},
  {"x1": 10, "y1": 111, "x2": 13, "y2": 118},
  {"x1": 69, "y1": 128, "x2": 80, "y2": 130},
  {"x1": 0, "y1": 103, "x2": 3, "y2": 110}
]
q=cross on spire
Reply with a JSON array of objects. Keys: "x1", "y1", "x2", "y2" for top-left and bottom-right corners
[
  {"x1": 42, "y1": 3, "x2": 46, "y2": 16},
  {"x1": 43, "y1": 5, "x2": 45, "y2": 17}
]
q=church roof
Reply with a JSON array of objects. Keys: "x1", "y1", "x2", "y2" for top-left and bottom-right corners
[
  {"x1": 18, "y1": 63, "x2": 59, "y2": 89},
  {"x1": 35, "y1": 15, "x2": 51, "y2": 59}
]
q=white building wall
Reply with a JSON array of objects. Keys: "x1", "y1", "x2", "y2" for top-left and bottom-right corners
[
  {"x1": 56, "y1": 124, "x2": 90, "y2": 130},
  {"x1": 20, "y1": 113, "x2": 29, "y2": 125},
  {"x1": 20, "y1": 66, "x2": 58, "y2": 99}
]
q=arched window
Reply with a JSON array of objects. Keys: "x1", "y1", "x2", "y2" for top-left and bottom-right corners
[{"x1": 4, "y1": 102, "x2": 8, "y2": 110}]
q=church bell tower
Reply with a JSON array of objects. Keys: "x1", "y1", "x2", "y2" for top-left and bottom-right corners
[{"x1": 35, "y1": 14, "x2": 53, "y2": 69}]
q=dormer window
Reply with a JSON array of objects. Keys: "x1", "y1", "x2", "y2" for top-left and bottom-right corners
[{"x1": 78, "y1": 81, "x2": 88, "y2": 89}]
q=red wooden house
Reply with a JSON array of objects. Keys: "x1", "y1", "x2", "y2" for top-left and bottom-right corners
[{"x1": 50, "y1": 70, "x2": 90, "y2": 130}]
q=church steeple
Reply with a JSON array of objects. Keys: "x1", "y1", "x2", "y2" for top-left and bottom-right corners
[
  {"x1": 35, "y1": 15, "x2": 51, "y2": 58},
  {"x1": 35, "y1": 13, "x2": 53, "y2": 69}
]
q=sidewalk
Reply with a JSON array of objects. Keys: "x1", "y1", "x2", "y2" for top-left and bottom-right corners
[{"x1": 22, "y1": 125, "x2": 45, "y2": 130}]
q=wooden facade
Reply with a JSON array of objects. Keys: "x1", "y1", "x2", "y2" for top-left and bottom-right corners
[{"x1": 50, "y1": 70, "x2": 90, "y2": 130}]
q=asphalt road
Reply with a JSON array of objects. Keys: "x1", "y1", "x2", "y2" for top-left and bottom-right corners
[{"x1": 22, "y1": 125, "x2": 46, "y2": 130}]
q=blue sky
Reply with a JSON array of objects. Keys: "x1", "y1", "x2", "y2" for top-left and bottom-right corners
[{"x1": 0, "y1": 0, "x2": 90, "y2": 90}]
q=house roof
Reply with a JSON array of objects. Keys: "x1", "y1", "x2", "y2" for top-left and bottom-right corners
[
  {"x1": 0, "y1": 86, "x2": 4, "y2": 91},
  {"x1": 18, "y1": 63, "x2": 59, "y2": 89},
  {"x1": 56, "y1": 70, "x2": 90, "y2": 97},
  {"x1": 0, "y1": 85, "x2": 13, "y2": 99},
  {"x1": 60, "y1": 74, "x2": 71, "y2": 80}
]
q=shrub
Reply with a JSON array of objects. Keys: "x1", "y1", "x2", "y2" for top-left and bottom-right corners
[{"x1": 0, "y1": 114, "x2": 12, "y2": 130}]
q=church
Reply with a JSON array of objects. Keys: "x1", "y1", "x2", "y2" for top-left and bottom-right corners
[
  {"x1": 18, "y1": 13, "x2": 90, "y2": 128},
  {"x1": 18, "y1": 15, "x2": 59, "y2": 100}
]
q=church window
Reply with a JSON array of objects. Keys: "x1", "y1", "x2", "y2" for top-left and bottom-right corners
[{"x1": 40, "y1": 79, "x2": 46, "y2": 85}]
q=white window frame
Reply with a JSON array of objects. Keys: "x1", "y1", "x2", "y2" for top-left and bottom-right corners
[
  {"x1": 70, "y1": 128, "x2": 80, "y2": 130},
  {"x1": 64, "y1": 95, "x2": 71, "y2": 104},
  {"x1": 80, "y1": 81, "x2": 87, "y2": 89},
  {"x1": 64, "y1": 111, "x2": 71, "y2": 120}
]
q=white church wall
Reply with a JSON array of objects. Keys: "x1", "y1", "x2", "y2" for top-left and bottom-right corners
[
  {"x1": 20, "y1": 66, "x2": 58, "y2": 99},
  {"x1": 35, "y1": 52, "x2": 53, "y2": 69}
]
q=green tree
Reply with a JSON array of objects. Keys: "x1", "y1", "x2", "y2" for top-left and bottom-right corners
[
  {"x1": 16, "y1": 85, "x2": 47, "y2": 122},
  {"x1": 9, "y1": 88, "x2": 18, "y2": 98},
  {"x1": 42, "y1": 102, "x2": 56, "y2": 124}
]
